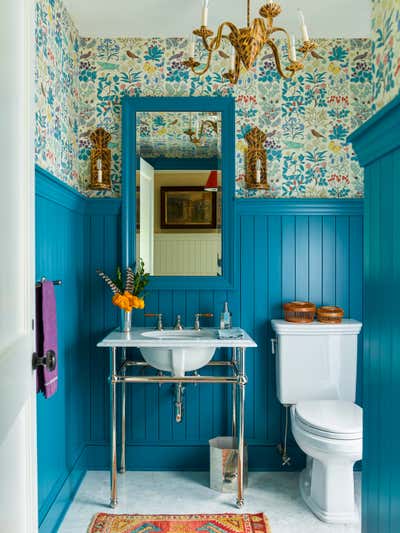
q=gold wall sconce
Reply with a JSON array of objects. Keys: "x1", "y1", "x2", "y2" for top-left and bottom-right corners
[
  {"x1": 90, "y1": 127, "x2": 112, "y2": 190},
  {"x1": 245, "y1": 127, "x2": 269, "y2": 190}
]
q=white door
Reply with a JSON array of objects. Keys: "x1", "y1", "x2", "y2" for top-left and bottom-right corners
[
  {"x1": 0, "y1": 0, "x2": 37, "y2": 531},
  {"x1": 139, "y1": 158, "x2": 155, "y2": 275}
]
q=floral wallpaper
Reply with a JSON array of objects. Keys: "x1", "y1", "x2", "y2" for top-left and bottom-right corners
[
  {"x1": 35, "y1": 0, "x2": 80, "y2": 188},
  {"x1": 35, "y1": 0, "x2": 372, "y2": 198},
  {"x1": 371, "y1": 0, "x2": 400, "y2": 111},
  {"x1": 78, "y1": 37, "x2": 371, "y2": 198}
]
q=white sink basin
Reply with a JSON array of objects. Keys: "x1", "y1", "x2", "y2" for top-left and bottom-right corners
[
  {"x1": 139, "y1": 329, "x2": 217, "y2": 376},
  {"x1": 141, "y1": 329, "x2": 217, "y2": 340}
]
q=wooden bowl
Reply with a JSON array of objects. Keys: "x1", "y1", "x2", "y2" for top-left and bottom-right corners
[
  {"x1": 283, "y1": 301, "x2": 316, "y2": 323},
  {"x1": 317, "y1": 306, "x2": 344, "y2": 324}
]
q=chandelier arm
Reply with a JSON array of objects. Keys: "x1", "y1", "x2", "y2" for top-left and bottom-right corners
[
  {"x1": 269, "y1": 26, "x2": 293, "y2": 55},
  {"x1": 190, "y1": 47, "x2": 215, "y2": 76},
  {"x1": 201, "y1": 21, "x2": 239, "y2": 52},
  {"x1": 223, "y1": 52, "x2": 241, "y2": 84},
  {"x1": 247, "y1": 0, "x2": 251, "y2": 27},
  {"x1": 266, "y1": 40, "x2": 296, "y2": 80}
]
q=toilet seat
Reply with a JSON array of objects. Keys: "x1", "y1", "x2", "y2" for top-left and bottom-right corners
[{"x1": 294, "y1": 400, "x2": 362, "y2": 440}]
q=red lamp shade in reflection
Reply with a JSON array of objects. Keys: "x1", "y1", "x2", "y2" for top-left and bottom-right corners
[{"x1": 204, "y1": 170, "x2": 218, "y2": 191}]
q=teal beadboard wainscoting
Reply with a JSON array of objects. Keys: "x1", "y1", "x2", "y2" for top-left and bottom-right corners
[
  {"x1": 350, "y1": 94, "x2": 400, "y2": 533},
  {"x1": 35, "y1": 167, "x2": 89, "y2": 533},
  {"x1": 86, "y1": 198, "x2": 364, "y2": 470},
  {"x1": 36, "y1": 166, "x2": 363, "y2": 531}
]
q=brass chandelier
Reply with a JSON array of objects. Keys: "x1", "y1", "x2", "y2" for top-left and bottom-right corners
[{"x1": 183, "y1": 0, "x2": 317, "y2": 84}]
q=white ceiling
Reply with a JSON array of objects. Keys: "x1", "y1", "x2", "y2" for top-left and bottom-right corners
[{"x1": 63, "y1": 0, "x2": 371, "y2": 39}]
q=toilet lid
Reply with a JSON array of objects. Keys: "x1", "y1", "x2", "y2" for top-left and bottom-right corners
[{"x1": 295, "y1": 400, "x2": 362, "y2": 436}]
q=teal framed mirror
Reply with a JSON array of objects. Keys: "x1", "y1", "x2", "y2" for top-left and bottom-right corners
[{"x1": 122, "y1": 96, "x2": 236, "y2": 290}]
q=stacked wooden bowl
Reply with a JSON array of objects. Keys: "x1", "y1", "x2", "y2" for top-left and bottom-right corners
[
  {"x1": 283, "y1": 301, "x2": 316, "y2": 323},
  {"x1": 283, "y1": 302, "x2": 344, "y2": 324},
  {"x1": 316, "y1": 306, "x2": 344, "y2": 324}
]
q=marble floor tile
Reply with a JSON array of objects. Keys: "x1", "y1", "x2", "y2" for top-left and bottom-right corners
[{"x1": 59, "y1": 471, "x2": 361, "y2": 533}]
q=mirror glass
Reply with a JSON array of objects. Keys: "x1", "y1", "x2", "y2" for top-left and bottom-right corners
[{"x1": 135, "y1": 111, "x2": 222, "y2": 276}]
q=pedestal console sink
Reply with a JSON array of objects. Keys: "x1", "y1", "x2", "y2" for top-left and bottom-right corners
[
  {"x1": 97, "y1": 326, "x2": 257, "y2": 509},
  {"x1": 139, "y1": 329, "x2": 218, "y2": 376}
]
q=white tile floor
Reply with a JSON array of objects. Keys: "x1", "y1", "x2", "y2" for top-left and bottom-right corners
[{"x1": 59, "y1": 471, "x2": 361, "y2": 533}]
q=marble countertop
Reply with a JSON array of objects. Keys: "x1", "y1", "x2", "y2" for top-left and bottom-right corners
[{"x1": 97, "y1": 327, "x2": 257, "y2": 349}]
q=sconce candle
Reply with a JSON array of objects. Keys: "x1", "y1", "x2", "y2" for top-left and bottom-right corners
[
  {"x1": 97, "y1": 158, "x2": 103, "y2": 183},
  {"x1": 256, "y1": 159, "x2": 261, "y2": 184}
]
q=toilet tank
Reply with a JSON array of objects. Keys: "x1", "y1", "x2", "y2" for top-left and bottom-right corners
[{"x1": 271, "y1": 319, "x2": 362, "y2": 405}]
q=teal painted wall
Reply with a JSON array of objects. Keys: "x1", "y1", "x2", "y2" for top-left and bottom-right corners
[
  {"x1": 35, "y1": 168, "x2": 90, "y2": 532},
  {"x1": 350, "y1": 94, "x2": 400, "y2": 533}
]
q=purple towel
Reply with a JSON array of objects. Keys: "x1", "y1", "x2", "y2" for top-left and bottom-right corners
[{"x1": 36, "y1": 280, "x2": 58, "y2": 398}]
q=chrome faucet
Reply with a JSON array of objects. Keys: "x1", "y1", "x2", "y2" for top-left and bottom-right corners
[
  {"x1": 174, "y1": 314, "x2": 184, "y2": 330},
  {"x1": 144, "y1": 313, "x2": 163, "y2": 331},
  {"x1": 194, "y1": 313, "x2": 214, "y2": 331}
]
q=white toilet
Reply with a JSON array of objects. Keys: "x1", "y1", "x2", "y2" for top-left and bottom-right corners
[{"x1": 271, "y1": 319, "x2": 363, "y2": 524}]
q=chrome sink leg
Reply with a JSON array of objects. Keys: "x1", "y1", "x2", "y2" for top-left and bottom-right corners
[
  {"x1": 110, "y1": 347, "x2": 118, "y2": 508},
  {"x1": 236, "y1": 347, "x2": 246, "y2": 509},
  {"x1": 232, "y1": 347, "x2": 237, "y2": 438},
  {"x1": 120, "y1": 347, "x2": 127, "y2": 474}
]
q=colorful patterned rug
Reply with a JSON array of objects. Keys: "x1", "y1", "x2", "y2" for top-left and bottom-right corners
[{"x1": 88, "y1": 513, "x2": 271, "y2": 533}]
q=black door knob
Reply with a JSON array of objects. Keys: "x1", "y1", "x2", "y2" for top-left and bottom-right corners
[{"x1": 32, "y1": 350, "x2": 57, "y2": 372}]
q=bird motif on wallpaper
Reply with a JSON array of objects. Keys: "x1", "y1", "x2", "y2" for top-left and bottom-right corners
[
  {"x1": 169, "y1": 51, "x2": 184, "y2": 61},
  {"x1": 310, "y1": 129, "x2": 326, "y2": 139},
  {"x1": 261, "y1": 52, "x2": 275, "y2": 60},
  {"x1": 218, "y1": 50, "x2": 230, "y2": 59},
  {"x1": 354, "y1": 52, "x2": 368, "y2": 61},
  {"x1": 310, "y1": 50, "x2": 323, "y2": 59},
  {"x1": 80, "y1": 51, "x2": 92, "y2": 59},
  {"x1": 126, "y1": 50, "x2": 140, "y2": 60}
]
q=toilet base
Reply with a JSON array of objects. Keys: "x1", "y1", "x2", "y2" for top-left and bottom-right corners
[{"x1": 299, "y1": 466, "x2": 359, "y2": 524}]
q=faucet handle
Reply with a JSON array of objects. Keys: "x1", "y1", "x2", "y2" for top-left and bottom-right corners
[
  {"x1": 194, "y1": 313, "x2": 214, "y2": 330},
  {"x1": 144, "y1": 313, "x2": 163, "y2": 331},
  {"x1": 174, "y1": 314, "x2": 184, "y2": 330}
]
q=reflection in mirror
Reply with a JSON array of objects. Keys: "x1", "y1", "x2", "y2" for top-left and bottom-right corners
[{"x1": 136, "y1": 111, "x2": 222, "y2": 277}]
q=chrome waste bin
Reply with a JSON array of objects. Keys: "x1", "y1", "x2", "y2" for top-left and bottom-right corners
[{"x1": 209, "y1": 436, "x2": 248, "y2": 493}]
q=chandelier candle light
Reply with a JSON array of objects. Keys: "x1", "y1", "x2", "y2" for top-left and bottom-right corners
[{"x1": 183, "y1": 0, "x2": 317, "y2": 84}]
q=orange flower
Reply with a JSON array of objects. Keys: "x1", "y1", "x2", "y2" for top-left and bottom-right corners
[
  {"x1": 123, "y1": 292, "x2": 145, "y2": 310},
  {"x1": 112, "y1": 293, "x2": 132, "y2": 312}
]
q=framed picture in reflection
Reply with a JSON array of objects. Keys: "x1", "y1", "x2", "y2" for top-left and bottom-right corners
[{"x1": 160, "y1": 186, "x2": 217, "y2": 229}]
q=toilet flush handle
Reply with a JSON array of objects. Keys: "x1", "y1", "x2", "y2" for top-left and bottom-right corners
[{"x1": 271, "y1": 338, "x2": 277, "y2": 355}]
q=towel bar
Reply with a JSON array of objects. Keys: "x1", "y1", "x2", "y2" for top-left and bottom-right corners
[{"x1": 35, "y1": 278, "x2": 62, "y2": 288}]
